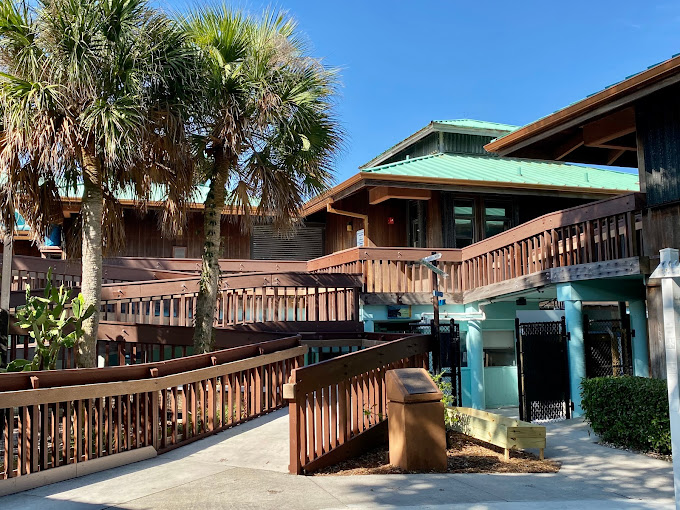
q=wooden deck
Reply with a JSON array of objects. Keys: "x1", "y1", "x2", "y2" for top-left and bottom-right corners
[{"x1": 308, "y1": 193, "x2": 645, "y2": 303}]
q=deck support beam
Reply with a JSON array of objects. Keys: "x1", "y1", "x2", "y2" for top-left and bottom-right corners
[
  {"x1": 629, "y1": 298, "x2": 650, "y2": 377},
  {"x1": 466, "y1": 310, "x2": 485, "y2": 410},
  {"x1": 557, "y1": 283, "x2": 585, "y2": 417}
]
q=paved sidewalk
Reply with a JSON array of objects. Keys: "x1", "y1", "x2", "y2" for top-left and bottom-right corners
[{"x1": 0, "y1": 408, "x2": 674, "y2": 509}]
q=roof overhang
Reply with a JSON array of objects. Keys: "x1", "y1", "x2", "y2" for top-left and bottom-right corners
[
  {"x1": 484, "y1": 54, "x2": 680, "y2": 166},
  {"x1": 59, "y1": 197, "x2": 253, "y2": 216},
  {"x1": 361, "y1": 121, "x2": 517, "y2": 169},
  {"x1": 302, "y1": 172, "x2": 630, "y2": 216}
]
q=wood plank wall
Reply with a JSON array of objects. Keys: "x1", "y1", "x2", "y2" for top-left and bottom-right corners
[{"x1": 120, "y1": 212, "x2": 250, "y2": 259}]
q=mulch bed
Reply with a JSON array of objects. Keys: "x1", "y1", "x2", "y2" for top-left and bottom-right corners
[{"x1": 313, "y1": 431, "x2": 561, "y2": 475}]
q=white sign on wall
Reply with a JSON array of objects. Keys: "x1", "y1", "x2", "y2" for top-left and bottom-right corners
[{"x1": 356, "y1": 229, "x2": 365, "y2": 247}]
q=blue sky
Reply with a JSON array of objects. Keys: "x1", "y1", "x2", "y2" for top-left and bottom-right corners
[{"x1": 161, "y1": 0, "x2": 680, "y2": 183}]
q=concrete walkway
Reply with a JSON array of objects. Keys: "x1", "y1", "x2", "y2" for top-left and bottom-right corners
[{"x1": 0, "y1": 408, "x2": 674, "y2": 509}]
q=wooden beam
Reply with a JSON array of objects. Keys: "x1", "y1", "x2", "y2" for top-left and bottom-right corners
[
  {"x1": 607, "y1": 149, "x2": 627, "y2": 165},
  {"x1": 597, "y1": 143, "x2": 636, "y2": 151},
  {"x1": 326, "y1": 203, "x2": 370, "y2": 247},
  {"x1": 554, "y1": 132, "x2": 584, "y2": 161},
  {"x1": 368, "y1": 186, "x2": 432, "y2": 205},
  {"x1": 583, "y1": 107, "x2": 636, "y2": 147}
]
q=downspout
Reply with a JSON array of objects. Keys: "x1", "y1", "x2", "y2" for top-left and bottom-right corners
[{"x1": 326, "y1": 202, "x2": 370, "y2": 247}]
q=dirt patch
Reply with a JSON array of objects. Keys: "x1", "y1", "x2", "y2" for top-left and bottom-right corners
[{"x1": 314, "y1": 431, "x2": 561, "y2": 475}]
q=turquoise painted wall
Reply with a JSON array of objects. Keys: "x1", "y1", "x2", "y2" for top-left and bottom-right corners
[
  {"x1": 361, "y1": 303, "x2": 466, "y2": 332},
  {"x1": 484, "y1": 366, "x2": 518, "y2": 408},
  {"x1": 460, "y1": 366, "x2": 518, "y2": 408}
]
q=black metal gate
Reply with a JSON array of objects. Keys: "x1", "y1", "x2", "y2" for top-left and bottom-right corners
[
  {"x1": 411, "y1": 319, "x2": 463, "y2": 406},
  {"x1": 515, "y1": 318, "x2": 571, "y2": 422},
  {"x1": 584, "y1": 317, "x2": 633, "y2": 378}
]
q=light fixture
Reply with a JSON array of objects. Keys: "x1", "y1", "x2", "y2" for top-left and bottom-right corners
[
  {"x1": 346, "y1": 221, "x2": 353, "y2": 232},
  {"x1": 516, "y1": 297, "x2": 527, "y2": 306}
]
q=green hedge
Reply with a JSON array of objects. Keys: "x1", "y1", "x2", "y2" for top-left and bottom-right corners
[{"x1": 580, "y1": 376, "x2": 671, "y2": 455}]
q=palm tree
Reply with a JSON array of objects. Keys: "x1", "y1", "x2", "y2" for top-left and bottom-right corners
[
  {"x1": 182, "y1": 7, "x2": 342, "y2": 353},
  {"x1": 0, "y1": 0, "x2": 198, "y2": 367}
]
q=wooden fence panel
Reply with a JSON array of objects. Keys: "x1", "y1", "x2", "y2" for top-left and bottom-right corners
[
  {"x1": 284, "y1": 334, "x2": 434, "y2": 474},
  {"x1": 0, "y1": 340, "x2": 307, "y2": 481}
]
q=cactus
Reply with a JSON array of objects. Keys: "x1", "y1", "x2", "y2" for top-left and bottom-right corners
[{"x1": 6, "y1": 268, "x2": 96, "y2": 371}]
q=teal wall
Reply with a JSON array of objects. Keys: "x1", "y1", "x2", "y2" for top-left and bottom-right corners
[
  {"x1": 460, "y1": 366, "x2": 518, "y2": 408},
  {"x1": 484, "y1": 366, "x2": 519, "y2": 408},
  {"x1": 361, "y1": 303, "x2": 466, "y2": 332}
]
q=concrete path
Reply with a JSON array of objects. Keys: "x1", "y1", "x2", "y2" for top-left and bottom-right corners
[{"x1": 0, "y1": 408, "x2": 674, "y2": 509}]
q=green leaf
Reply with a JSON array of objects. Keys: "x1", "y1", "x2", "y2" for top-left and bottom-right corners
[{"x1": 6, "y1": 359, "x2": 32, "y2": 372}]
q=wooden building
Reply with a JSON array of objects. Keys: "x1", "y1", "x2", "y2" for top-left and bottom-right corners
[
  {"x1": 303, "y1": 119, "x2": 638, "y2": 254},
  {"x1": 12, "y1": 184, "x2": 324, "y2": 261},
  {"x1": 13, "y1": 119, "x2": 638, "y2": 263},
  {"x1": 485, "y1": 53, "x2": 680, "y2": 383}
]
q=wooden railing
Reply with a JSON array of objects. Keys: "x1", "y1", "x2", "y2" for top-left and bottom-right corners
[
  {"x1": 0, "y1": 335, "x2": 306, "y2": 483},
  {"x1": 104, "y1": 257, "x2": 307, "y2": 274},
  {"x1": 307, "y1": 193, "x2": 644, "y2": 295},
  {"x1": 9, "y1": 271, "x2": 362, "y2": 329},
  {"x1": 8, "y1": 321, "x2": 367, "y2": 369},
  {"x1": 7, "y1": 255, "x2": 193, "y2": 292},
  {"x1": 97, "y1": 272, "x2": 362, "y2": 327},
  {"x1": 284, "y1": 334, "x2": 434, "y2": 474}
]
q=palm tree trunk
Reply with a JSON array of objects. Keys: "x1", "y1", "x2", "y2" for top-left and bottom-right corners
[
  {"x1": 193, "y1": 157, "x2": 228, "y2": 353},
  {"x1": 78, "y1": 149, "x2": 103, "y2": 368}
]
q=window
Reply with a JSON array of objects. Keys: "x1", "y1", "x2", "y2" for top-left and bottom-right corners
[
  {"x1": 453, "y1": 200, "x2": 474, "y2": 248},
  {"x1": 172, "y1": 246, "x2": 187, "y2": 258},
  {"x1": 484, "y1": 201, "x2": 512, "y2": 239}
]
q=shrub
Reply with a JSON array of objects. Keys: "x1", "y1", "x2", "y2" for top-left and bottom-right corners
[{"x1": 580, "y1": 376, "x2": 671, "y2": 455}]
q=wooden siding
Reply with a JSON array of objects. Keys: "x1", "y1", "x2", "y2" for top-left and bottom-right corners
[
  {"x1": 120, "y1": 212, "x2": 250, "y2": 259},
  {"x1": 323, "y1": 189, "x2": 593, "y2": 253},
  {"x1": 324, "y1": 190, "x2": 407, "y2": 253},
  {"x1": 380, "y1": 132, "x2": 495, "y2": 166},
  {"x1": 381, "y1": 133, "x2": 439, "y2": 165},
  {"x1": 637, "y1": 85, "x2": 680, "y2": 208}
]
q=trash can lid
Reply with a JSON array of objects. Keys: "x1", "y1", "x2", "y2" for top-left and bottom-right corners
[{"x1": 386, "y1": 368, "x2": 443, "y2": 403}]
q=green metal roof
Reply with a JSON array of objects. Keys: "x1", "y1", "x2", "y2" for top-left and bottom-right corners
[
  {"x1": 432, "y1": 119, "x2": 518, "y2": 132},
  {"x1": 362, "y1": 153, "x2": 639, "y2": 191},
  {"x1": 59, "y1": 183, "x2": 211, "y2": 203}
]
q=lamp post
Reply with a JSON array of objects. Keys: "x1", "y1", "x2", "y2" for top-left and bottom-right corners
[{"x1": 419, "y1": 253, "x2": 447, "y2": 373}]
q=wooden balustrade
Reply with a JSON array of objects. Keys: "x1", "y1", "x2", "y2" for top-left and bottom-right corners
[
  {"x1": 6, "y1": 255, "x2": 193, "y2": 292},
  {"x1": 0, "y1": 336, "x2": 306, "y2": 482},
  {"x1": 284, "y1": 334, "x2": 434, "y2": 474},
  {"x1": 8, "y1": 321, "x2": 364, "y2": 368},
  {"x1": 104, "y1": 257, "x2": 307, "y2": 274},
  {"x1": 97, "y1": 272, "x2": 362, "y2": 327},
  {"x1": 307, "y1": 193, "x2": 645, "y2": 296}
]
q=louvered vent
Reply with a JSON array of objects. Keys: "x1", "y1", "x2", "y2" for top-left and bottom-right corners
[{"x1": 251, "y1": 223, "x2": 324, "y2": 260}]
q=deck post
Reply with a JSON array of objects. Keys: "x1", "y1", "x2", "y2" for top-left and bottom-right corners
[
  {"x1": 629, "y1": 298, "x2": 650, "y2": 377},
  {"x1": 0, "y1": 231, "x2": 12, "y2": 368},
  {"x1": 558, "y1": 283, "x2": 585, "y2": 417},
  {"x1": 650, "y1": 248, "x2": 680, "y2": 510},
  {"x1": 466, "y1": 312, "x2": 485, "y2": 410}
]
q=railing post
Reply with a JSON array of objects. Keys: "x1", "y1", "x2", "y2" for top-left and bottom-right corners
[
  {"x1": 285, "y1": 370, "x2": 303, "y2": 474},
  {"x1": 150, "y1": 368, "x2": 160, "y2": 451}
]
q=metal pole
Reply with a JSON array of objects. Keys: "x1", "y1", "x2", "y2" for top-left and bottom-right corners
[
  {"x1": 0, "y1": 232, "x2": 12, "y2": 368},
  {"x1": 651, "y1": 248, "x2": 680, "y2": 510},
  {"x1": 432, "y1": 256, "x2": 441, "y2": 374}
]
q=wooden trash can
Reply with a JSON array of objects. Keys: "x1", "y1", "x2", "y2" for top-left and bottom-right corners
[{"x1": 386, "y1": 368, "x2": 447, "y2": 472}]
